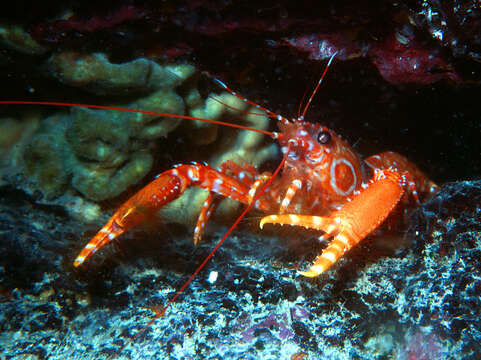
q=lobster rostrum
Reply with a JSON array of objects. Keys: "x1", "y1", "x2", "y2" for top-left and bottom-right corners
[{"x1": 69, "y1": 54, "x2": 439, "y2": 277}]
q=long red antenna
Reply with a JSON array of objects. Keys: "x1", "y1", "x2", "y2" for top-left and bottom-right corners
[
  {"x1": 300, "y1": 52, "x2": 337, "y2": 120},
  {"x1": 107, "y1": 143, "x2": 291, "y2": 359},
  {"x1": 0, "y1": 101, "x2": 275, "y2": 138},
  {"x1": 208, "y1": 95, "x2": 278, "y2": 119},
  {"x1": 212, "y1": 78, "x2": 291, "y2": 126}
]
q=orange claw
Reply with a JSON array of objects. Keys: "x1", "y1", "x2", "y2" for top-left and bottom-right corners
[
  {"x1": 74, "y1": 162, "x2": 258, "y2": 267},
  {"x1": 74, "y1": 172, "x2": 183, "y2": 267},
  {"x1": 260, "y1": 169, "x2": 407, "y2": 277}
]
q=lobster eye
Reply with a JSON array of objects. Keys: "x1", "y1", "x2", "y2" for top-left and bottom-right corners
[{"x1": 317, "y1": 131, "x2": 331, "y2": 144}]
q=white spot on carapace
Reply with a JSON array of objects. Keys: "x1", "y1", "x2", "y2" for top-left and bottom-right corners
[
  {"x1": 213, "y1": 179, "x2": 223, "y2": 191},
  {"x1": 307, "y1": 140, "x2": 314, "y2": 151},
  {"x1": 330, "y1": 158, "x2": 357, "y2": 196},
  {"x1": 108, "y1": 233, "x2": 115, "y2": 240},
  {"x1": 187, "y1": 168, "x2": 198, "y2": 181}
]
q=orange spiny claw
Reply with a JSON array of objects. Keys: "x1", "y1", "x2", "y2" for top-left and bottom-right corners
[
  {"x1": 74, "y1": 172, "x2": 183, "y2": 267},
  {"x1": 74, "y1": 214, "x2": 126, "y2": 267},
  {"x1": 260, "y1": 169, "x2": 406, "y2": 277},
  {"x1": 74, "y1": 163, "x2": 257, "y2": 267}
]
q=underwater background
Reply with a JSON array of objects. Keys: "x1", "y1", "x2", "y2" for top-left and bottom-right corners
[{"x1": 0, "y1": 1, "x2": 480, "y2": 359}]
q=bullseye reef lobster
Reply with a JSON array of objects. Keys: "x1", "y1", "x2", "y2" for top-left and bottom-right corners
[
  {"x1": 73, "y1": 54, "x2": 438, "y2": 276},
  {"x1": 1, "y1": 54, "x2": 439, "y2": 356}
]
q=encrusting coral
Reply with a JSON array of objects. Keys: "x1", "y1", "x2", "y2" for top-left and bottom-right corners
[
  {"x1": 21, "y1": 51, "x2": 277, "y2": 225},
  {"x1": 46, "y1": 52, "x2": 192, "y2": 95},
  {"x1": 0, "y1": 23, "x2": 47, "y2": 55},
  {"x1": 23, "y1": 114, "x2": 71, "y2": 198}
]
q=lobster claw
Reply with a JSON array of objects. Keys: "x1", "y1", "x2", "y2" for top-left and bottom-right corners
[
  {"x1": 260, "y1": 169, "x2": 407, "y2": 277},
  {"x1": 74, "y1": 163, "x2": 254, "y2": 267},
  {"x1": 260, "y1": 214, "x2": 342, "y2": 277},
  {"x1": 74, "y1": 173, "x2": 183, "y2": 267}
]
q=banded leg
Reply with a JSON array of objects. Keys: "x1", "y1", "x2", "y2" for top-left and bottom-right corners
[
  {"x1": 192, "y1": 160, "x2": 264, "y2": 245},
  {"x1": 279, "y1": 179, "x2": 303, "y2": 213},
  {"x1": 218, "y1": 161, "x2": 283, "y2": 214},
  {"x1": 260, "y1": 169, "x2": 406, "y2": 277},
  {"x1": 193, "y1": 192, "x2": 220, "y2": 245},
  {"x1": 247, "y1": 173, "x2": 272, "y2": 204}
]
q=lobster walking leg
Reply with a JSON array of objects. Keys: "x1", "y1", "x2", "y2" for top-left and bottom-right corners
[
  {"x1": 74, "y1": 163, "x2": 263, "y2": 267},
  {"x1": 193, "y1": 192, "x2": 220, "y2": 245},
  {"x1": 193, "y1": 160, "x2": 265, "y2": 244},
  {"x1": 260, "y1": 169, "x2": 408, "y2": 277}
]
